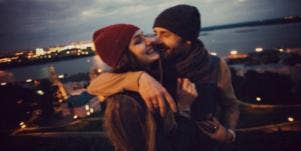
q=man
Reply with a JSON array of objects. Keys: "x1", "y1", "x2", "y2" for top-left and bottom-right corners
[{"x1": 88, "y1": 4, "x2": 239, "y2": 146}]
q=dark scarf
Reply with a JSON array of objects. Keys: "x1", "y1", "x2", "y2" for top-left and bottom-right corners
[{"x1": 172, "y1": 40, "x2": 213, "y2": 82}]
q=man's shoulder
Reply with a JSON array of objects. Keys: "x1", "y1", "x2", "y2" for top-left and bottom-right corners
[
  {"x1": 208, "y1": 54, "x2": 221, "y2": 62},
  {"x1": 207, "y1": 55, "x2": 222, "y2": 69},
  {"x1": 208, "y1": 55, "x2": 229, "y2": 69}
]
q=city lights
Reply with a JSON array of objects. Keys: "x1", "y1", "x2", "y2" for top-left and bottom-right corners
[
  {"x1": 85, "y1": 105, "x2": 90, "y2": 111},
  {"x1": 210, "y1": 52, "x2": 217, "y2": 56},
  {"x1": 26, "y1": 79, "x2": 33, "y2": 83},
  {"x1": 288, "y1": 116, "x2": 294, "y2": 122},
  {"x1": 58, "y1": 74, "x2": 64, "y2": 79},
  {"x1": 230, "y1": 50, "x2": 238, "y2": 55},
  {"x1": 255, "y1": 47, "x2": 263, "y2": 52},
  {"x1": 35, "y1": 48, "x2": 45, "y2": 56},
  {"x1": 0, "y1": 41, "x2": 94, "y2": 69},
  {"x1": 37, "y1": 90, "x2": 45, "y2": 95},
  {"x1": 0, "y1": 58, "x2": 12, "y2": 63},
  {"x1": 19, "y1": 121, "x2": 26, "y2": 129}
]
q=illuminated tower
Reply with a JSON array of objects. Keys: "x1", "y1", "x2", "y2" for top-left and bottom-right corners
[{"x1": 48, "y1": 65, "x2": 69, "y2": 100}]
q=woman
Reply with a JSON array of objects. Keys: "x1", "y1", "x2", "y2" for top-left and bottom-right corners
[
  {"x1": 104, "y1": 93, "x2": 156, "y2": 151},
  {"x1": 92, "y1": 24, "x2": 201, "y2": 151}
]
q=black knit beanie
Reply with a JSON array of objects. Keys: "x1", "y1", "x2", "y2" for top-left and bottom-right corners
[{"x1": 153, "y1": 4, "x2": 201, "y2": 41}]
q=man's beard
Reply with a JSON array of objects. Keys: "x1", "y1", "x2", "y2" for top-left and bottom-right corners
[
  {"x1": 164, "y1": 46, "x2": 188, "y2": 62},
  {"x1": 153, "y1": 43, "x2": 188, "y2": 61},
  {"x1": 153, "y1": 43, "x2": 171, "y2": 59}
]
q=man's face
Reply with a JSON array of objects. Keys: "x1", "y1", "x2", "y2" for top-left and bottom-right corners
[{"x1": 153, "y1": 27, "x2": 184, "y2": 57}]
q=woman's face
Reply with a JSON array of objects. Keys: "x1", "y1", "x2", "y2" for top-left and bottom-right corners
[{"x1": 128, "y1": 30, "x2": 160, "y2": 64}]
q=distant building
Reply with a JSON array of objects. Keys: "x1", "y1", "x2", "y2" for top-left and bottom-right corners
[{"x1": 35, "y1": 48, "x2": 46, "y2": 56}]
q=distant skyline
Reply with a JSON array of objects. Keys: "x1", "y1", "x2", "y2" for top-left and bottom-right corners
[{"x1": 1, "y1": 0, "x2": 301, "y2": 51}]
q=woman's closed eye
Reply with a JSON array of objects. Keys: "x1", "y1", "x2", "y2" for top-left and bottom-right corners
[{"x1": 134, "y1": 37, "x2": 143, "y2": 44}]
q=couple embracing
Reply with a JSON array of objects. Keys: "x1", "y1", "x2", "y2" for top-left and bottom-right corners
[{"x1": 88, "y1": 4, "x2": 239, "y2": 151}]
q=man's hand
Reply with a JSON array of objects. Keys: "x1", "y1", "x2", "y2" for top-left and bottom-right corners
[
  {"x1": 197, "y1": 116, "x2": 233, "y2": 143},
  {"x1": 138, "y1": 72, "x2": 177, "y2": 117}
]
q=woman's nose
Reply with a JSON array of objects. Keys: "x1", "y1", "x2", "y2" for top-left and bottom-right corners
[{"x1": 145, "y1": 36, "x2": 160, "y2": 45}]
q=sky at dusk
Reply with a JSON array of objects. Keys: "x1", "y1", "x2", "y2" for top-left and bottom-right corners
[{"x1": 0, "y1": 0, "x2": 301, "y2": 51}]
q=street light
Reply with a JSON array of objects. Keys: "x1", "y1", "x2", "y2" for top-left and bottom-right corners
[
  {"x1": 58, "y1": 74, "x2": 64, "y2": 79},
  {"x1": 19, "y1": 121, "x2": 26, "y2": 129},
  {"x1": 85, "y1": 105, "x2": 90, "y2": 111},
  {"x1": 26, "y1": 79, "x2": 32, "y2": 83},
  {"x1": 256, "y1": 97, "x2": 262, "y2": 102},
  {"x1": 37, "y1": 90, "x2": 45, "y2": 95},
  {"x1": 288, "y1": 116, "x2": 294, "y2": 122},
  {"x1": 230, "y1": 50, "x2": 238, "y2": 55},
  {"x1": 255, "y1": 47, "x2": 263, "y2": 52},
  {"x1": 210, "y1": 52, "x2": 217, "y2": 56}
]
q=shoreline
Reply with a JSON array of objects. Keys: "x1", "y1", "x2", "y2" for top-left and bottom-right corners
[{"x1": 0, "y1": 53, "x2": 95, "y2": 70}]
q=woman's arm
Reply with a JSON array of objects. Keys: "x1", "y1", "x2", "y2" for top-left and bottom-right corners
[
  {"x1": 87, "y1": 71, "x2": 143, "y2": 97},
  {"x1": 87, "y1": 71, "x2": 177, "y2": 116}
]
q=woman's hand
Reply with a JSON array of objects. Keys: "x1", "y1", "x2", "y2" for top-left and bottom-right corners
[
  {"x1": 138, "y1": 72, "x2": 177, "y2": 117},
  {"x1": 177, "y1": 78, "x2": 198, "y2": 110}
]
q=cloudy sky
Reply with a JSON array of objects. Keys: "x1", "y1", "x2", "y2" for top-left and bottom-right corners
[{"x1": 0, "y1": 0, "x2": 300, "y2": 52}]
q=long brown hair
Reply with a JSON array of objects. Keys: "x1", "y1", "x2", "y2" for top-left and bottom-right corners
[
  {"x1": 112, "y1": 48, "x2": 150, "y2": 73},
  {"x1": 113, "y1": 47, "x2": 163, "y2": 81},
  {"x1": 104, "y1": 44, "x2": 161, "y2": 151},
  {"x1": 104, "y1": 94, "x2": 156, "y2": 151}
]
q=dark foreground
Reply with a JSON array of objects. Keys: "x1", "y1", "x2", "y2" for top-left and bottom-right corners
[{"x1": 1, "y1": 130, "x2": 301, "y2": 151}]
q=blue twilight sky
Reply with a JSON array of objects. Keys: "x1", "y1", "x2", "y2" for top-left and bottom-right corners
[{"x1": 0, "y1": 0, "x2": 300, "y2": 51}]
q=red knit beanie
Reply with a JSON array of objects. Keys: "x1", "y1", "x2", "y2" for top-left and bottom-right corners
[{"x1": 93, "y1": 24, "x2": 139, "y2": 67}]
